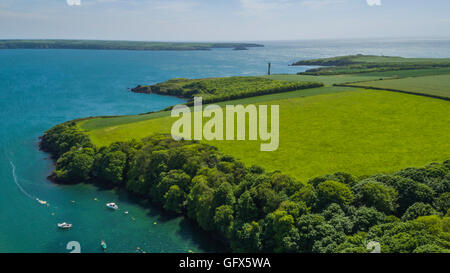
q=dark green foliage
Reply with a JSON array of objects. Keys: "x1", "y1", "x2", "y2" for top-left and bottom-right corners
[
  {"x1": 133, "y1": 77, "x2": 323, "y2": 104},
  {"x1": 377, "y1": 176, "x2": 435, "y2": 215},
  {"x1": 95, "y1": 150, "x2": 127, "y2": 184},
  {"x1": 316, "y1": 180, "x2": 354, "y2": 210},
  {"x1": 402, "y1": 202, "x2": 438, "y2": 221},
  {"x1": 164, "y1": 185, "x2": 186, "y2": 213},
  {"x1": 365, "y1": 216, "x2": 449, "y2": 253},
  {"x1": 43, "y1": 123, "x2": 450, "y2": 253},
  {"x1": 214, "y1": 205, "x2": 234, "y2": 236},
  {"x1": 296, "y1": 214, "x2": 343, "y2": 253},
  {"x1": 353, "y1": 180, "x2": 398, "y2": 213},
  {"x1": 41, "y1": 123, "x2": 93, "y2": 157},
  {"x1": 321, "y1": 204, "x2": 353, "y2": 234},
  {"x1": 434, "y1": 193, "x2": 450, "y2": 214},
  {"x1": 334, "y1": 232, "x2": 369, "y2": 253},
  {"x1": 187, "y1": 176, "x2": 215, "y2": 231},
  {"x1": 231, "y1": 221, "x2": 263, "y2": 253},
  {"x1": 236, "y1": 190, "x2": 258, "y2": 222},
  {"x1": 413, "y1": 244, "x2": 450, "y2": 253},
  {"x1": 54, "y1": 147, "x2": 95, "y2": 182},
  {"x1": 351, "y1": 206, "x2": 386, "y2": 232}
]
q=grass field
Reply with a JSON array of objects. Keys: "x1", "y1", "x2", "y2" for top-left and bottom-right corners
[
  {"x1": 80, "y1": 89, "x2": 450, "y2": 182},
  {"x1": 348, "y1": 74, "x2": 450, "y2": 98},
  {"x1": 357, "y1": 67, "x2": 450, "y2": 77},
  {"x1": 79, "y1": 86, "x2": 351, "y2": 131},
  {"x1": 264, "y1": 74, "x2": 386, "y2": 86}
]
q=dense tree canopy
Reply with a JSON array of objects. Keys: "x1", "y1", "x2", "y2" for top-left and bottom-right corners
[{"x1": 42, "y1": 124, "x2": 450, "y2": 253}]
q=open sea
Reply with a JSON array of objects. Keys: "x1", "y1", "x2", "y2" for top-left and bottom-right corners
[{"x1": 0, "y1": 38, "x2": 449, "y2": 252}]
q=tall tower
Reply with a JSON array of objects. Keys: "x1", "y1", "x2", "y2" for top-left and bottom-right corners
[{"x1": 268, "y1": 62, "x2": 271, "y2": 75}]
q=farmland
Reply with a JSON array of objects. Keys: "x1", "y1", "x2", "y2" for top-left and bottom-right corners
[
  {"x1": 79, "y1": 89, "x2": 450, "y2": 182},
  {"x1": 344, "y1": 74, "x2": 450, "y2": 98},
  {"x1": 77, "y1": 55, "x2": 450, "y2": 181},
  {"x1": 293, "y1": 55, "x2": 450, "y2": 75},
  {"x1": 43, "y1": 54, "x2": 450, "y2": 254},
  {"x1": 263, "y1": 74, "x2": 386, "y2": 86}
]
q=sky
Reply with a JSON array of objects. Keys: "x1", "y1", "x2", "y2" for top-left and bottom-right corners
[{"x1": 0, "y1": 0, "x2": 449, "y2": 41}]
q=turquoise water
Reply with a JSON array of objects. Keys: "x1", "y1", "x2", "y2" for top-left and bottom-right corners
[{"x1": 1, "y1": 39, "x2": 450, "y2": 253}]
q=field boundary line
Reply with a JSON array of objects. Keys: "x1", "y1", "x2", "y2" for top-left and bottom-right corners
[{"x1": 334, "y1": 83, "x2": 450, "y2": 101}]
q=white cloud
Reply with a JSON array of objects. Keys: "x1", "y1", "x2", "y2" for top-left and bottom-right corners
[
  {"x1": 300, "y1": 0, "x2": 346, "y2": 9},
  {"x1": 366, "y1": 0, "x2": 381, "y2": 6},
  {"x1": 67, "y1": 0, "x2": 81, "y2": 6}
]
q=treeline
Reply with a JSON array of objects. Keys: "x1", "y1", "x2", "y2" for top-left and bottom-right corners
[
  {"x1": 41, "y1": 123, "x2": 450, "y2": 253},
  {"x1": 132, "y1": 77, "x2": 323, "y2": 105}
]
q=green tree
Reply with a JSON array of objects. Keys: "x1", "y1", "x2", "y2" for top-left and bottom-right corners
[
  {"x1": 214, "y1": 205, "x2": 234, "y2": 237},
  {"x1": 296, "y1": 214, "x2": 336, "y2": 252},
  {"x1": 351, "y1": 206, "x2": 386, "y2": 232},
  {"x1": 353, "y1": 180, "x2": 398, "y2": 213},
  {"x1": 263, "y1": 210, "x2": 297, "y2": 252},
  {"x1": 236, "y1": 191, "x2": 258, "y2": 222},
  {"x1": 382, "y1": 176, "x2": 435, "y2": 214},
  {"x1": 54, "y1": 147, "x2": 95, "y2": 182},
  {"x1": 413, "y1": 244, "x2": 450, "y2": 253},
  {"x1": 213, "y1": 182, "x2": 235, "y2": 209},
  {"x1": 434, "y1": 193, "x2": 450, "y2": 214},
  {"x1": 402, "y1": 202, "x2": 438, "y2": 221},
  {"x1": 96, "y1": 150, "x2": 127, "y2": 184},
  {"x1": 163, "y1": 185, "x2": 186, "y2": 213},
  {"x1": 316, "y1": 180, "x2": 354, "y2": 210},
  {"x1": 186, "y1": 176, "x2": 215, "y2": 231},
  {"x1": 322, "y1": 204, "x2": 353, "y2": 234},
  {"x1": 155, "y1": 170, "x2": 191, "y2": 202},
  {"x1": 231, "y1": 221, "x2": 262, "y2": 253}
]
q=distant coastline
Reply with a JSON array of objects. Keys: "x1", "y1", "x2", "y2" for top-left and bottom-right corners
[{"x1": 0, "y1": 39, "x2": 264, "y2": 51}]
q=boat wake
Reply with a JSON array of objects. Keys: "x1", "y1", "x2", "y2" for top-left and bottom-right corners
[
  {"x1": 9, "y1": 160, "x2": 35, "y2": 200},
  {"x1": 8, "y1": 157, "x2": 48, "y2": 205}
]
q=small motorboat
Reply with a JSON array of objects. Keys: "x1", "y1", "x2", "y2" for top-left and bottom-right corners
[
  {"x1": 106, "y1": 202, "x2": 118, "y2": 210},
  {"x1": 36, "y1": 198, "x2": 47, "y2": 205},
  {"x1": 57, "y1": 222, "x2": 72, "y2": 229},
  {"x1": 100, "y1": 240, "x2": 107, "y2": 252}
]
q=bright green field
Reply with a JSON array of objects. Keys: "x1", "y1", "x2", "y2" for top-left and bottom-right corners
[
  {"x1": 80, "y1": 89, "x2": 450, "y2": 182},
  {"x1": 357, "y1": 67, "x2": 450, "y2": 77},
  {"x1": 79, "y1": 86, "x2": 350, "y2": 131},
  {"x1": 351, "y1": 74, "x2": 450, "y2": 98},
  {"x1": 264, "y1": 74, "x2": 386, "y2": 86}
]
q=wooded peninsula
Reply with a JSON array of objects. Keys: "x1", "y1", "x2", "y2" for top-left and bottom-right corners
[{"x1": 0, "y1": 40, "x2": 264, "y2": 51}]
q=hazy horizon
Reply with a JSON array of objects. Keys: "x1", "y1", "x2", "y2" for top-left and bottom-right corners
[
  {"x1": 2, "y1": 37, "x2": 450, "y2": 43},
  {"x1": 1, "y1": 0, "x2": 450, "y2": 41}
]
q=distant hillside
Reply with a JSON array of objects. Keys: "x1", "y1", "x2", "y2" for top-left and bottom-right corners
[
  {"x1": 293, "y1": 54, "x2": 450, "y2": 75},
  {"x1": 0, "y1": 39, "x2": 264, "y2": 51},
  {"x1": 131, "y1": 76, "x2": 323, "y2": 105}
]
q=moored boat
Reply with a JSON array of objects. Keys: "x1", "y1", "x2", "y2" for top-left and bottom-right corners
[
  {"x1": 106, "y1": 202, "x2": 118, "y2": 210},
  {"x1": 57, "y1": 222, "x2": 72, "y2": 229},
  {"x1": 101, "y1": 240, "x2": 107, "y2": 252}
]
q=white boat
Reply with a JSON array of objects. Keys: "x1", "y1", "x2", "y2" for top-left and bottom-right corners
[
  {"x1": 106, "y1": 202, "x2": 119, "y2": 210},
  {"x1": 36, "y1": 198, "x2": 47, "y2": 205},
  {"x1": 57, "y1": 222, "x2": 72, "y2": 229}
]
